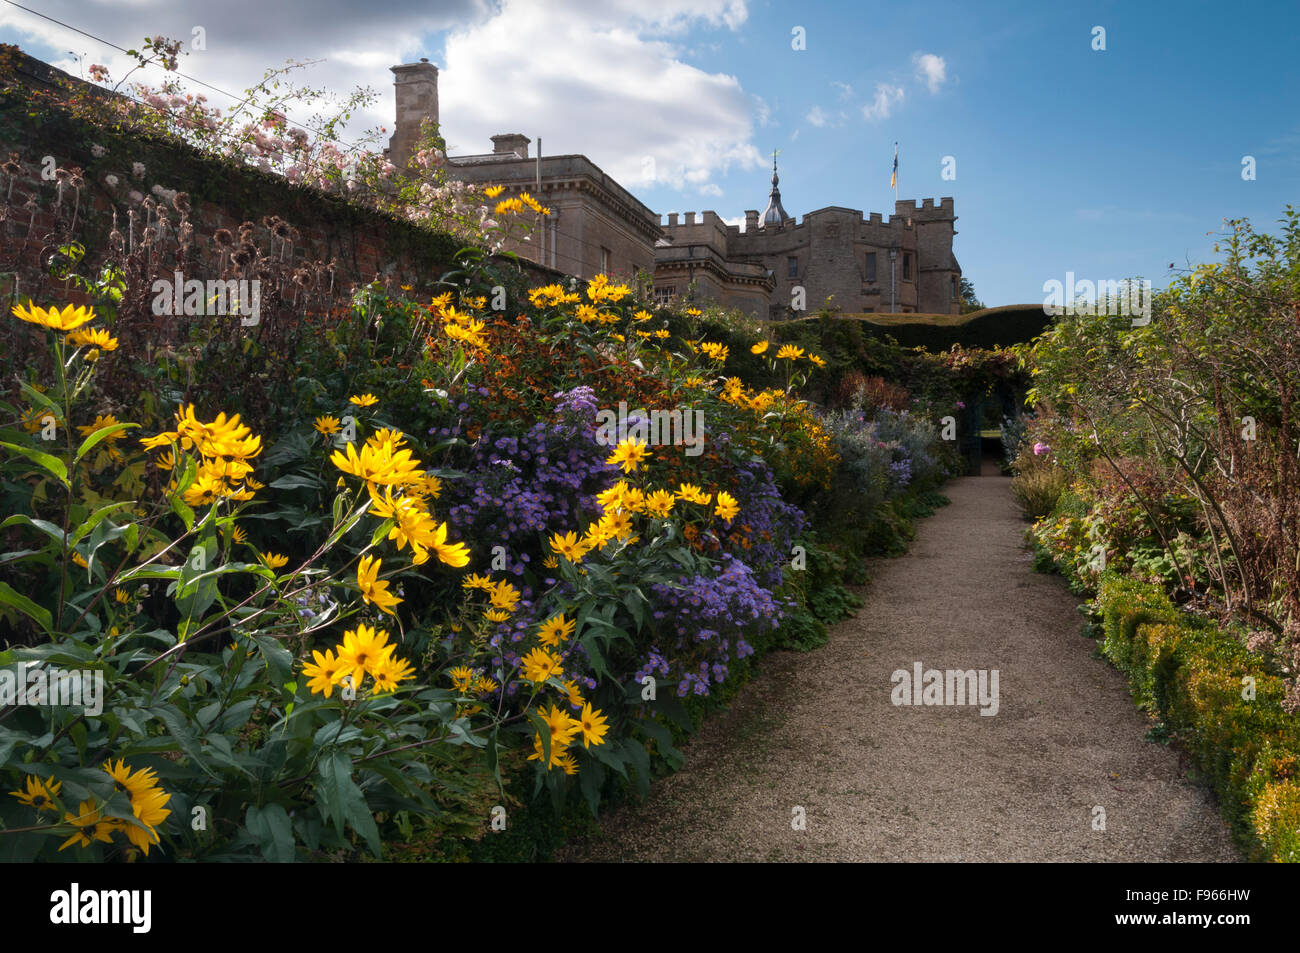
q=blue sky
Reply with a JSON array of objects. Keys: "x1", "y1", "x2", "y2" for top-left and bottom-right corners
[{"x1": 3, "y1": 0, "x2": 1298, "y2": 305}]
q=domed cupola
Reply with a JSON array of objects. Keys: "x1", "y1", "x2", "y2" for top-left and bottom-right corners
[{"x1": 759, "y1": 153, "x2": 788, "y2": 229}]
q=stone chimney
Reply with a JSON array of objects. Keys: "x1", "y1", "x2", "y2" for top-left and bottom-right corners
[
  {"x1": 745, "y1": 209, "x2": 759, "y2": 231},
  {"x1": 491, "y1": 133, "x2": 531, "y2": 158},
  {"x1": 388, "y1": 59, "x2": 438, "y2": 171}
]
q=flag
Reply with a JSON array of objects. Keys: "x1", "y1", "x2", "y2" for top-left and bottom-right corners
[{"x1": 890, "y1": 143, "x2": 898, "y2": 189}]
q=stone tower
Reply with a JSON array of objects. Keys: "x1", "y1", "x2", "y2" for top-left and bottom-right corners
[{"x1": 387, "y1": 59, "x2": 439, "y2": 170}]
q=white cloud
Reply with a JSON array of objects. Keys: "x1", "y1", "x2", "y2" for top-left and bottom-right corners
[
  {"x1": 699, "y1": 183, "x2": 723, "y2": 196},
  {"x1": 752, "y1": 93, "x2": 772, "y2": 127},
  {"x1": 831, "y1": 80, "x2": 853, "y2": 100},
  {"x1": 862, "y1": 83, "x2": 904, "y2": 121},
  {"x1": 913, "y1": 52, "x2": 946, "y2": 94},
  {"x1": 806, "y1": 105, "x2": 829, "y2": 127},
  {"x1": 438, "y1": 0, "x2": 764, "y2": 189}
]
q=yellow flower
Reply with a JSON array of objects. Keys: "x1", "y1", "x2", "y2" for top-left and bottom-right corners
[
  {"x1": 606, "y1": 438, "x2": 650, "y2": 474},
  {"x1": 260, "y1": 552, "x2": 289, "y2": 570},
  {"x1": 644, "y1": 488, "x2": 676, "y2": 517},
  {"x1": 549, "y1": 531, "x2": 589, "y2": 563},
  {"x1": 461, "y1": 573, "x2": 494, "y2": 591},
  {"x1": 776, "y1": 344, "x2": 804, "y2": 360},
  {"x1": 72, "y1": 551, "x2": 89, "y2": 569},
  {"x1": 474, "y1": 675, "x2": 499, "y2": 695},
  {"x1": 675, "y1": 482, "x2": 712, "y2": 505},
  {"x1": 155, "y1": 449, "x2": 177, "y2": 471},
  {"x1": 485, "y1": 608, "x2": 511, "y2": 623},
  {"x1": 632, "y1": 309, "x2": 652, "y2": 322},
  {"x1": 58, "y1": 800, "x2": 115, "y2": 851},
  {"x1": 448, "y1": 666, "x2": 476, "y2": 693},
  {"x1": 409, "y1": 471, "x2": 443, "y2": 500},
  {"x1": 336, "y1": 623, "x2": 393, "y2": 684},
  {"x1": 314, "y1": 415, "x2": 341, "y2": 435},
  {"x1": 9, "y1": 775, "x2": 62, "y2": 812},
  {"x1": 685, "y1": 308, "x2": 702, "y2": 317},
  {"x1": 12, "y1": 301, "x2": 96, "y2": 332},
  {"x1": 653, "y1": 328, "x2": 670, "y2": 339},
  {"x1": 494, "y1": 197, "x2": 524, "y2": 215},
  {"x1": 489, "y1": 580, "x2": 522, "y2": 613},
  {"x1": 521, "y1": 647, "x2": 563, "y2": 684},
  {"x1": 541, "y1": 554, "x2": 559, "y2": 568},
  {"x1": 76, "y1": 413, "x2": 125, "y2": 440},
  {"x1": 537, "y1": 613, "x2": 575, "y2": 648},
  {"x1": 370, "y1": 652, "x2": 414, "y2": 694},
  {"x1": 303, "y1": 648, "x2": 347, "y2": 698},
  {"x1": 597, "y1": 509, "x2": 635, "y2": 541},
  {"x1": 539, "y1": 703, "x2": 579, "y2": 750},
  {"x1": 67, "y1": 326, "x2": 119, "y2": 351},
  {"x1": 357, "y1": 555, "x2": 402, "y2": 616},
  {"x1": 561, "y1": 678, "x2": 585, "y2": 708},
  {"x1": 103, "y1": 760, "x2": 172, "y2": 856},
  {"x1": 809, "y1": 353, "x2": 827, "y2": 368},
  {"x1": 751, "y1": 340, "x2": 769, "y2": 355},
  {"x1": 699, "y1": 341, "x2": 728, "y2": 362},
  {"x1": 331, "y1": 440, "x2": 423, "y2": 490},
  {"x1": 483, "y1": 185, "x2": 505, "y2": 199},
  {"x1": 578, "y1": 702, "x2": 609, "y2": 748},
  {"x1": 714, "y1": 490, "x2": 740, "y2": 523}
]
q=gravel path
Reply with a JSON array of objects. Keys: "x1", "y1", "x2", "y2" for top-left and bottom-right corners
[{"x1": 558, "y1": 472, "x2": 1241, "y2": 862}]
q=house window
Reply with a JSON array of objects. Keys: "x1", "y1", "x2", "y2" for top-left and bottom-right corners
[
  {"x1": 903, "y1": 253, "x2": 912, "y2": 281},
  {"x1": 600, "y1": 247, "x2": 611, "y2": 275},
  {"x1": 787, "y1": 256, "x2": 799, "y2": 279},
  {"x1": 654, "y1": 285, "x2": 675, "y2": 306},
  {"x1": 864, "y1": 251, "x2": 877, "y2": 282}
]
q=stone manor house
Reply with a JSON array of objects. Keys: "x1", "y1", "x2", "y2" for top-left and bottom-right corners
[{"x1": 387, "y1": 59, "x2": 963, "y2": 319}]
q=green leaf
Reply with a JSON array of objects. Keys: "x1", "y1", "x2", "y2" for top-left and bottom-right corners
[
  {"x1": 74, "y1": 422, "x2": 138, "y2": 465},
  {"x1": 245, "y1": 803, "x2": 296, "y2": 862},
  {"x1": 0, "y1": 441, "x2": 68, "y2": 487},
  {"x1": 68, "y1": 501, "x2": 136, "y2": 549},
  {"x1": 316, "y1": 751, "x2": 382, "y2": 857},
  {"x1": 624, "y1": 738, "x2": 651, "y2": 799},
  {"x1": 0, "y1": 581, "x2": 52, "y2": 633},
  {"x1": 637, "y1": 718, "x2": 684, "y2": 770},
  {"x1": 268, "y1": 473, "x2": 322, "y2": 490},
  {"x1": 578, "y1": 758, "x2": 605, "y2": 816}
]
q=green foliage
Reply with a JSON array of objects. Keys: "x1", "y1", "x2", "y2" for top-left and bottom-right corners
[{"x1": 1095, "y1": 576, "x2": 1300, "y2": 861}]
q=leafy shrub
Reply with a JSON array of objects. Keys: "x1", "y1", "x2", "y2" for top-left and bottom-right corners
[{"x1": 1096, "y1": 576, "x2": 1300, "y2": 861}]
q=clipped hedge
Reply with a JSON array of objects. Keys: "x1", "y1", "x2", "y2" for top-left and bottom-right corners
[{"x1": 1096, "y1": 575, "x2": 1300, "y2": 861}]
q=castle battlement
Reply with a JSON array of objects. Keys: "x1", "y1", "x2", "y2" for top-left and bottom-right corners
[{"x1": 893, "y1": 197, "x2": 955, "y2": 216}]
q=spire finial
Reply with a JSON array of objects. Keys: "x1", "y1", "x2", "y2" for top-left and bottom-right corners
[{"x1": 760, "y1": 149, "x2": 788, "y2": 229}]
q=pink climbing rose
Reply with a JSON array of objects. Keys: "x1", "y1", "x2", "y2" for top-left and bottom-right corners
[{"x1": 1033, "y1": 442, "x2": 1051, "y2": 456}]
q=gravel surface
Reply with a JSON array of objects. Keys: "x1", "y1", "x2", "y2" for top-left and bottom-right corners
[{"x1": 557, "y1": 473, "x2": 1241, "y2": 862}]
